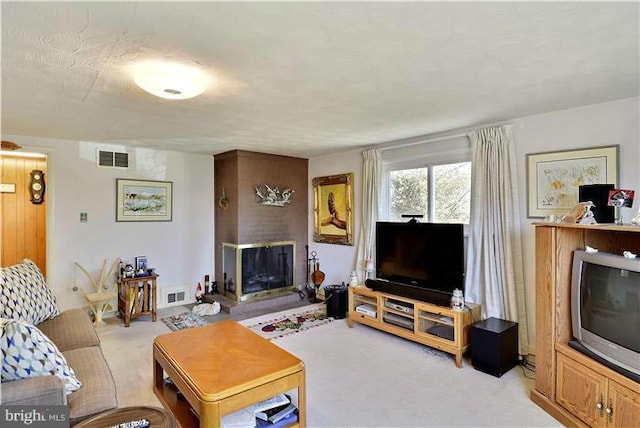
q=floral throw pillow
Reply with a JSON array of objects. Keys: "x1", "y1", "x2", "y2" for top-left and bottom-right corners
[
  {"x1": 0, "y1": 259, "x2": 60, "y2": 324},
  {"x1": 0, "y1": 318, "x2": 82, "y2": 395}
]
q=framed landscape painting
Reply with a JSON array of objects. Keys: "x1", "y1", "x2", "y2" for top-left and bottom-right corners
[
  {"x1": 116, "y1": 179, "x2": 173, "y2": 222},
  {"x1": 526, "y1": 145, "x2": 618, "y2": 218},
  {"x1": 313, "y1": 173, "x2": 354, "y2": 245}
]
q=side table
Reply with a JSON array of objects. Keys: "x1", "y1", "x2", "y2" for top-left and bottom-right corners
[
  {"x1": 118, "y1": 275, "x2": 158, "y2": 327},
  {"x1": 75, "y1": 406, "x2": 176, "y2": 428}
]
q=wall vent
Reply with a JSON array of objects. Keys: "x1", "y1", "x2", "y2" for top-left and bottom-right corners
[
  {"x1": 97, "y1": 150, "x2": 129, "y2": 168},
  {"x1": 164, "y1": 287, "x2": 188, "y2": 307}
]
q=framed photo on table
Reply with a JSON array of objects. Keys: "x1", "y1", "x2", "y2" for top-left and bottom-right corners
[
  {"x1": 135, "y1": 256, "x2": 147, "y2": 273},
  {"x1": 116, "y1": 179, "x2": 173, "y2": 222},
  {"x1": 312, "y1": 173, "x2": 354, "y2": 245},
  {"x1": 526, "y1": 145, "x2": 618, "y2": 218}
]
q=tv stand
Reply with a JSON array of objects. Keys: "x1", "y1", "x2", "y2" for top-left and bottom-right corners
[
  {"x1": 532, "y1": 223, "x2": 640, "y2": 427},
  {"x1": 347, "y1": 286, "x2": 480, "y2": 368}
]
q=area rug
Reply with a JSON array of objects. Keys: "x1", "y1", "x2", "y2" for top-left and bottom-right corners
[
  {"x1": 161, "y1": 312, "x2": 208, "y2": 331},
  {"x1": 241, "y1": 304, "x2": 333, "y2": 341}
]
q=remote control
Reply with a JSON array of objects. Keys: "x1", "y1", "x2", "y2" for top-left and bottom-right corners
[{"x1": 109, "y1": 418, "x2": 150, "y2": 428}]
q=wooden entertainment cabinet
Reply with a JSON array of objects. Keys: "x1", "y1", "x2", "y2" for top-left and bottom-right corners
[
  {"x1": 347, "y1": 286, "x2": 480, "y2": 368},
  {"x1": 532, "y1": 223, "x2": 640, "y2": 427}
]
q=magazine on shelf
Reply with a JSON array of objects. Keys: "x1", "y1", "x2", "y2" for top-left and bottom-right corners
[{"x1": 221, "y1": 404, "x2": 255, "y2": 428}]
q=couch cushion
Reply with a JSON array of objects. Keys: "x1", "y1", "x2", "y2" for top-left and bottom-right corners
[
  {"x1": 38, "y1": 309, "x2": 99, "y2": 352},
  {"x1": 64, "y1": 346, "x2": 118, "y2": 421},
  {"x1": 0, "y1": 259, "x2": 60, "y2": 324},
  {"x1": 0, "y1": 318, "x2": 82, "y2": 395},
  {"x1": 0, "y1": 374, "x2": 67, "y2": 406}
]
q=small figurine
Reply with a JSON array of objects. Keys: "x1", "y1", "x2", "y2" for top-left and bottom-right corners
[
  {"x1": 563, "y1": 201, "x2": 597, "y2": 224},
  {"x1": 631, "y1": 210, "x2": 640, "y2": 226},
  {"x1": 195, "y1": 282, "x2": 203, "y2": 303},
  {"x1": 578, "y1": 201, "x2": 597, "y2": 225}
]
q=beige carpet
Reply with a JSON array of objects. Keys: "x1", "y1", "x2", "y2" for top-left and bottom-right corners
[{"x1": 98, "y1": 305, "x2": 561, "y2": 427}]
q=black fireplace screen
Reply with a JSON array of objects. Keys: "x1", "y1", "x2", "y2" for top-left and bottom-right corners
[
  {"x1": 222, "y1": 241, "x2": 295, "y2": 301},
  {"x1": 241, "y1": 244, "x2": 294, "y2": 295}
]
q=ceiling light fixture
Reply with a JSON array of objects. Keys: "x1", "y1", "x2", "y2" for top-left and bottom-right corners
[
  {"x1": 131, "y1": 60, "x2": 211, "y2": 100},
  {"x1": 0, "y1": 151, "x2": 46, "y2": 159}
]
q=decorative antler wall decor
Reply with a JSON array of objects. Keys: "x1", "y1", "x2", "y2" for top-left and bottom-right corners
[{"x1": 255, "y1": 184, "x2": 294, "y2": 206}]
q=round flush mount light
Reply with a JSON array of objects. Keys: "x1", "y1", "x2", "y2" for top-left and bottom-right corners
[{"x1": 131, "y1": 60, "x2": 211, "y2": 100}]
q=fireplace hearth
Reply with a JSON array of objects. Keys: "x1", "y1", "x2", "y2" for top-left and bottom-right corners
[{"x1": 222, "y1": 241, "x2": 296, "y2": 302}]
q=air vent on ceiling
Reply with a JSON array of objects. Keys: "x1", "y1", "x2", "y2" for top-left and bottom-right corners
[{"x1": 97, "y1": 150, "x2": 129, "y2": 168}]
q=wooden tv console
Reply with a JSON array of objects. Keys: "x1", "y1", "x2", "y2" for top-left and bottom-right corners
[
  {"x1": 532, "y1": 223, "x2": 640, "y2": 427},
  {"x1": 347, "y1": 286, "x2": 480, "y2": 368}
]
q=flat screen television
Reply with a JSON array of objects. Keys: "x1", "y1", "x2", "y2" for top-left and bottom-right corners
[
  {"x1": 365, "y1": 221, "x2": 465, "y2": 306},
  {"x1": 571, "y1": 250, "x2": 640, "y2": 379}
]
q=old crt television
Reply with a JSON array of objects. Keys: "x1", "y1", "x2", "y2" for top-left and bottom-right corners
[
  {"x1": 366, "y1": 221, "x2": 465, "y2": 306},
  {"x1": 571, "y1": 250, "x2": 640, "y2": 377}
]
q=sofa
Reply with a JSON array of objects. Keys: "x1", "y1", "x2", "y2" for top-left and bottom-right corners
[{"x1": 0, "y1": 259, "x2": 118, "y2": 424}]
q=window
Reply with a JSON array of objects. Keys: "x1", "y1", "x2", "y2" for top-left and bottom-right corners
[{"x1": 388, "y1": 161, "x2": 471, "y2": 224}]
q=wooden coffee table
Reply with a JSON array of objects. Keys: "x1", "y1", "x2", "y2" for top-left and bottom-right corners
[{"x1": 153, "y1": 320, "x2": 306, "y2": 428}]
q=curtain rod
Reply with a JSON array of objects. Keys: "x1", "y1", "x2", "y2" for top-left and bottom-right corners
[{"x1": 376, "y1": 120, "x2": 513, "y2": 152}]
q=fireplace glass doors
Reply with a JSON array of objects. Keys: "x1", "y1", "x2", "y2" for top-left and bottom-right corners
[{"x1": 222, "y1": 241, "x2": 296, "y2": 301}]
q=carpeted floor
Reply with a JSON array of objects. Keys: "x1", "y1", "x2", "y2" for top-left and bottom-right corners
[{"x1": 98, "y1": 304, "x2": 562, "y2": 427}]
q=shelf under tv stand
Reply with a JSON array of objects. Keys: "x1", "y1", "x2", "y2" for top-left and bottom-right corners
[{"x1": 347, "y1": 286, "x2": 480, "y2": 368}]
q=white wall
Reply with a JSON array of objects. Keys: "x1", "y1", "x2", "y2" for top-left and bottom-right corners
[
  {"x1": 5, "y1": 135, "x2": 215, "y2": 311},
  {"x1": 308, "y1": 96, "x2": 640, "y2": 351},
  {"x1": 513, "y1": 97, "x2": 639, "y2": 348},
  {"x1": 308, "y1": 149, "x2": 362, "y2": 297}
]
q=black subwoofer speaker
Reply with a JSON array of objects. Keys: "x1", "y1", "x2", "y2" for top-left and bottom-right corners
[
  {"x1": 579, "y1": 184, "x2": 615, "y2": 224},
  {"x1": 325, "y1": 284, "x2": 348, "y2": 319},
  {"x1": 471, "y1": 317, "x2": 518, "y2": 378}
]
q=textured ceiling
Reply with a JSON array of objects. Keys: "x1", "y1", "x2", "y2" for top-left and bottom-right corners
[{"x1": 2, "y1": 2, "x2": 638, "y2": 158}]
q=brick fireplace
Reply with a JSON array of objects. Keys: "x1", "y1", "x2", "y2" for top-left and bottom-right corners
[{"x1": 214, "y1": 150, "x2": 308, "y2": 301}]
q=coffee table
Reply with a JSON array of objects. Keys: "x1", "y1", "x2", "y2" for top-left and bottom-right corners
[{"x1": 153, "y1": 320, "x2": 306, "y2": 428}]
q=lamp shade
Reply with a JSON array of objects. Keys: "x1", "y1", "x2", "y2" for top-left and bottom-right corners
[{"x1": 131, "y1": 60, "x2": 211, "y2": 100}]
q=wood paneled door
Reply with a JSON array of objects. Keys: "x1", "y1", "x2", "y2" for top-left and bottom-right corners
[{"x1": 1, "y1": 154, "x2": 47, "y2": 275}]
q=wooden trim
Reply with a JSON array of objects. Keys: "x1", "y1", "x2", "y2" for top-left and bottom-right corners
[{"x1": 534, "y1": 226, "x2": 555, "y2": 399}]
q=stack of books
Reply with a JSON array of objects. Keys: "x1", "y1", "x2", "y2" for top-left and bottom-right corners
[{"x1": 254, "y1": 394, "x2": 298, "y2": 428}]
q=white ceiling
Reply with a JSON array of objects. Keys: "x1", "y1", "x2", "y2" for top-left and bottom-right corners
[{"x1": 2, "y1": 2, "x2": 638, "y2": 158}]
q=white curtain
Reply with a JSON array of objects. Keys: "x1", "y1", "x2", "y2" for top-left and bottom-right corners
[
  {"x1": 465, "y1": 125, "x2": 529, "y2": 355},
  {"x1": 354, "y1": 149, "x2": 383, "y2": 283}
]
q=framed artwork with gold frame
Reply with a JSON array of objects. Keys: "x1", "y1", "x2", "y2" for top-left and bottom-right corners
[{"x1": 313, "y1": 173, "x2": 354, "y2": 245}]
